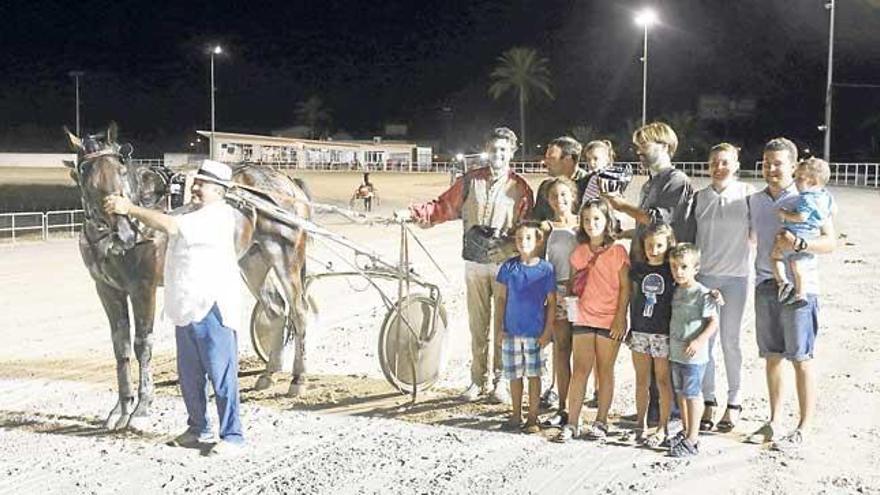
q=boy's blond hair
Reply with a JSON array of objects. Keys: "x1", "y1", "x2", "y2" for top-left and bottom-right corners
[
  {"x1": 668, "y1": 242, "x2": 701, "y2": 265},
  {"x1": 583, "y1": 139, "x2": 616, "y2": 162},
  {"x1": 632, "y1": 122, "x2": 678, "y2": 157},
  {"x1": 797, "y1": 157, "x2": 831, "y2": 186}
]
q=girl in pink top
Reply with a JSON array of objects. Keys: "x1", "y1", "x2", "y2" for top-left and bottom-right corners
[{"x1": 553, "y1": 198, "x2": 631, "y2": 442}]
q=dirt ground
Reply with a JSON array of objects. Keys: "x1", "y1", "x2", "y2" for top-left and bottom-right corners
[{"x1": 1, "y1": 170, "x2": 878, "y2": 494}]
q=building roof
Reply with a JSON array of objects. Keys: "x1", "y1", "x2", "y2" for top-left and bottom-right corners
[{"x1": 196, "y1": 130, "x2": 421, "y2": 150}]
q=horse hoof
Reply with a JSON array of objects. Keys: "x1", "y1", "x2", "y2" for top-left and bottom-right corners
[
  {"x1": 254, "y1": 373, "x2": 276, "y2": 391},
  {"x1": 287, "y1": 382, "x2": 305, "y2": 397},
  {"x1": 127, "y1": 414, "x2": 149, "y2": 432}
]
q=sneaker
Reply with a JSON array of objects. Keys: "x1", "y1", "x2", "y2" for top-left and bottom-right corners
[
  {"x1": 584, "y1": 421, "x2": 609, "y2": 441},
  {"x1": 552, "y1": 424, "x2": 579, "y2": 443},
  {"x1": 501, "y1": 416, "x2": 522, "y2": 431},
  {"x1": 208, "y1": 440, "x2": 245, "y2": 457},
  {"x1": 770, "y1": 429, "x2": 804, "y2": 453},
  {"x1": 489, "y1": 384, "x2": 510, "y2": 405},
  {"x1": 167, "y1": 429, "x2": 213, "y2": 448},
  {"x1": 745, "y1": 422, "x2": 778, "y2": 444},
  {"x1": 661, "y1": 430, "x2": 686, "y2": 449},
  {"x1": 585, "y1": 393, "x2": 599, "y2": 409},
  {"x1": 540, "y1": 410, "x2": 569, "y2": 428},
  {"x1": 540, "y1": 389, "x2": 559, "y2": 410},
  {"x1": 669, "y1": 438, "x2": 699, "y2": 458},
  {"x1": 460, "y1": 383, "x2": 486, "y2": 402}
]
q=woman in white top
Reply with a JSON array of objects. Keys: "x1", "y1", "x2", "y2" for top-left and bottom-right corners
[
  {"x1": 692, "y1": 143, "x2": 755, "y2": 432},
  {"x1": 538, "y1": 177, "x2": 579, "y2": 427}
]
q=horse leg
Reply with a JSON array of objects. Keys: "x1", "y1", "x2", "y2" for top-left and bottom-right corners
[
  {"x1": 263, "y1": 239, "x2": 309, "y2": 397},
  {"x1": 127, "y1": 282, "x2": 157, "y2": 430},
  {"x1": 95, "y1": 281, "x2": 135, "y2": 430},
  {"x1": 239, "y1": 244, "x2": 285, "y2": 391}
]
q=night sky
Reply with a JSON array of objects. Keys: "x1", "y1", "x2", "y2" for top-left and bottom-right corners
[{"x1": 1, "y1": 0, "x2": 879, "y2": 161}]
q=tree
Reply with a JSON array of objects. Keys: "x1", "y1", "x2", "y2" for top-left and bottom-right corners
[
  {"x1": 295, "y1": 95, "x2": 332, "y2": 140},
  {"x1": 488, "y1": 47, "x2": 553, "y2": 159}
]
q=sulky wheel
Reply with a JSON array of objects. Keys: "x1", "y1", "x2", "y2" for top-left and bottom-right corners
[
  {"x1": 249, "y1": 301, "x2": 283, "y2": 364},
  {"x1": 378, "y1": 294, "x2": 448, "y2": 394}
]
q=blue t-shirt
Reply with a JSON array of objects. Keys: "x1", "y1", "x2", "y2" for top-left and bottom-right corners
[
  {"x1": 783, "y1": 188, "x2": 834, "y2": 239},
  {"x1": 496, "y1": 257, "x2": 556, "y2": 337}
]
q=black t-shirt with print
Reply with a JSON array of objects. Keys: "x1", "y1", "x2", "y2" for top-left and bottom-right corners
[{"x1": 629, "y1": 261, "x2": 674, "y2": 335}]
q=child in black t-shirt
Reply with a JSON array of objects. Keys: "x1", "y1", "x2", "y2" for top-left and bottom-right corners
[{"x1": 626, "y1": 223, "x2": 677, "y2": 447}]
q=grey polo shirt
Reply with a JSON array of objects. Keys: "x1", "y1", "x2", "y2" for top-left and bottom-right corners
[
  {"x1": 693, "y1": 181, "x2": 754, "y2": 278},
  {"x1": 748, "y1": 184, "x2": 820, "y2": 294},
  {"x1": 631, "y1": 167, "x2": 694, "y2": 263}
]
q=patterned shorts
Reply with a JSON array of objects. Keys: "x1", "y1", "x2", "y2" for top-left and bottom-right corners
[
  {"x1": 502, "y1": 336, "x2": 544, "y2": 380},
  {"x1": 627, "y1": 331, "x2": 670, "y2": 358},
  {"x1": 554, "y1": 283, "x2": 568, "y2": 321}
]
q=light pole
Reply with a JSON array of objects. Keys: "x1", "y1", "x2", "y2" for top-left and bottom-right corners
[
  {"x1": 635, "y1": 8, "x2": 658, "y2": 127},
  {"x1": 68, "y1": 71, "x2": 85, "y2": 136},
  {"x1": 209, "y1": 45, "x2": 223, "y2": 159},
  {"x1": 823, "y1": 0, "x2": 835, "y2": 162}
]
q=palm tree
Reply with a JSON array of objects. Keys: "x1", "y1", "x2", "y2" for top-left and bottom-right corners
[
  {"x1": 295, "y1": 95, "x2": 332, "y2": 139},
  {"x1": 488, "y1": 47, "x2": 553, "y2": 159}
]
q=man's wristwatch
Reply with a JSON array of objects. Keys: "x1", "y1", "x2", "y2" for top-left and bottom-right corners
[{"x1": 794, "y1": 236, "x2": 808, "y2": 253}]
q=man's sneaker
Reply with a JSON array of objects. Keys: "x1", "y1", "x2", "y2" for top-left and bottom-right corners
[
  {"x1": 669, "y1": 438, "x2": 699, "y2": 458},
  {"x1": 460, "y1": 383, "x2": 486, "y2": 402},
  {"x1": 208, "y1": 440, "x2": 245, "y2": 457},
  {"x1": 583, "y1": 421, "x2": 609, "y2": 441},
  {"x1": 540, "y1": 410, "x2": 569, "y2": 428},
  {"x1": 745, "y1": 422, "x2": 778, "y2": 444},
  {"x1": 167, "y1": 429, "x2": 213, "y2": 448},
  {"x1": 489, "y1": 384, "x2": 510, "y2": 405},
  {"x1": 660, "y1": 430, "x2": 686, "y2": 449},
  {"x1": 770, "y1": 429, "x2": 804, "y2": 453}
]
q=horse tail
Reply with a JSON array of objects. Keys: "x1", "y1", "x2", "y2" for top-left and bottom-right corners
[{"x1": 289, "y1": 176, "x2": 311, "y2": 201}]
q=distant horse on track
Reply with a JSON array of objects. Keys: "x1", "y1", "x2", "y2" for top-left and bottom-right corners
[{"x1": 64, "y1": 123, "x2": 311, "y2": 430}]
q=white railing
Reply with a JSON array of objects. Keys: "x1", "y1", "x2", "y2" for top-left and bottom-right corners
[
  {"x1": 753, "y1": 161, "x2": 880, "y2": 188},
  {"x1": 0, "y1": 209, "x2": 84, "y2": 244}
]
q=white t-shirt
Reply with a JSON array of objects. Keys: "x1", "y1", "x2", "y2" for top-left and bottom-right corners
[
  {"x1": 693, "y1": 181, "x2": 754, "y2": 278},
  {"x1": 163, "y1": 201, "x2": 241, "y2": 328},
  {"x1": 545, "y1": 226, "x2": 578, "y2": 282}
]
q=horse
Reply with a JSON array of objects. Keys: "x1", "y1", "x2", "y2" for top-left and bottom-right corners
[{"x1": 64, "y1": 123, "x2": 311, "y2": 430}]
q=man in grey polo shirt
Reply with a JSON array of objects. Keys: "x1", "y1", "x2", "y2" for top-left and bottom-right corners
[
  {"x1": 531, "y1": 136, "x2": 588, "y2": 221},
  {"x1": 745, "y1": 137, "x2": 837, "y2": 452}
]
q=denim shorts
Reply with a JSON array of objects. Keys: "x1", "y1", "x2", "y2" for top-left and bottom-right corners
[
  {"x1": 571, "y1": 325, "x2": 613, "y2": 340},
  {"x1": 755, "y1": 279, "x2": 819, "y2": 362},
  {"x1": 671, "y1": 361, "x2": 707, "y2": 399}
]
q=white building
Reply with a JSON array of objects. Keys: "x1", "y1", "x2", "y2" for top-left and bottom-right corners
[{"x1": 196, "y1": 131, "x2": 432, "y2": 170}]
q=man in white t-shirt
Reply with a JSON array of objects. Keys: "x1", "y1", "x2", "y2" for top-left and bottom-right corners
[{"x1": 104, "y1": 160, "x2": 244, "y2": 456}]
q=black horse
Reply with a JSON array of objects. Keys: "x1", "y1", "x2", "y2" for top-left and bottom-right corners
[{"x1": 65, "y1": 123, "x2": 312, "y2": 430}]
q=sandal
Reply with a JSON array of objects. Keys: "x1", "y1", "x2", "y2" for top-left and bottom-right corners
[
  {"x1": 644, "y1": 431, "x2": 665, "y2": 448},
  {"x1": 716, "y1": 404, "x2": 741, "y2": 432},
  {"x1": 699, "y1": 401, "x2": 717, "y2": 432}
]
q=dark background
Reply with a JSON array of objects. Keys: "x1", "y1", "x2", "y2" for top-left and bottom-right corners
[{"x1": 1, "y1": 0, "x2": 879, "y2": 163}]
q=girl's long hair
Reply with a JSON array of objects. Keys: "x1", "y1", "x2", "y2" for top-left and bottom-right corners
[{"x1": 576, "y1": 198, "x2": 616, "y2": 247}]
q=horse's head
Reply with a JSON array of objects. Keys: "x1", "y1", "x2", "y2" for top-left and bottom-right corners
[{"x1": 64, "y1": 123, "x2": 138, "y2": 253}]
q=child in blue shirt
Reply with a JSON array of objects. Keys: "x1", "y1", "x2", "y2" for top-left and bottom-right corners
[
  {"x1": 495, "y1": 221, "x2": 557, "y2": 433},
  {"x1": 772, "y1": 158, "x2": 836, "y2": 305}
]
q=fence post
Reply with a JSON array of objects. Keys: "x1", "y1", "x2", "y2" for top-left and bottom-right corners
[
  {"x1": 11, "y1": 214, "x2": 15, "y2": 244},
  {"x1": 42, "y1": 213, "x2": 47, "y2": 241}
]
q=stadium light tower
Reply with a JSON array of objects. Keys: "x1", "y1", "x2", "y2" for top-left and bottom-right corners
[
  {"x1": 209, "y1": 45, "x2": 223, "y2": 159},
  {"x1": 68, "y1": 71, "x2": 85, "y2": 136},
  {"x1": 634, "y1": 8, "x2": 658, "y2": 127},
  {"x1": 823, "y1": 0, "x2": 835, "y2": 162}
]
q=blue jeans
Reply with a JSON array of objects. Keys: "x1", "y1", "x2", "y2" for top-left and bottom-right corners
[
  {"x1": 697, "y1": 274, "x2": 748, "y2": 405},
  {"x1": 755, "y1": 280, "x2": 819, "y2": 362},
  {"x1": 175, "y1": 303, "x2": 244, "y2": 443}
]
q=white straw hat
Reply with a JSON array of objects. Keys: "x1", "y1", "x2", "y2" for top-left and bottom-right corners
[{"x1": 193, "y1": 160, "x2": 233, "y2": 187}]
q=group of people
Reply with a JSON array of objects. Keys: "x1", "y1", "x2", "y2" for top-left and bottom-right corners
[
  {"x1": 398, "y1": 123, "x2": 837, "y2": 458},
  {"x1": 99, "y1": 120, "x2": 836, "y2": 460}
]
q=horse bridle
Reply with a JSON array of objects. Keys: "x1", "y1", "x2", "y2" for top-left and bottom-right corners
[{"x1": 76, "y1": 142, "x2": 147, "y2": 255}]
